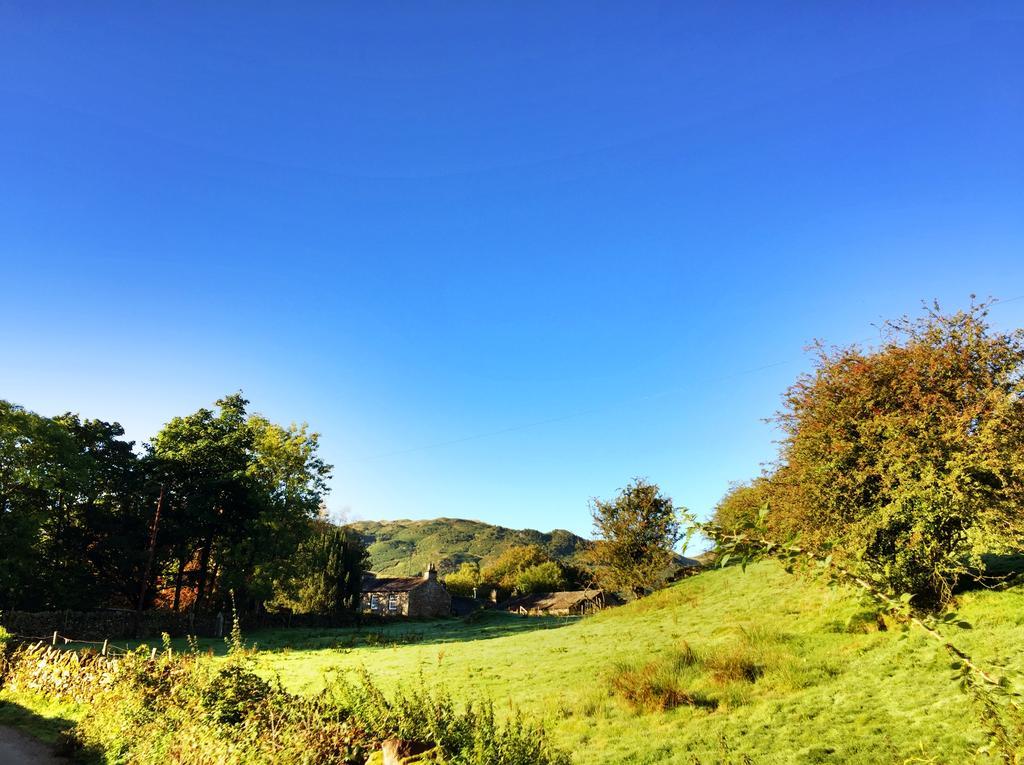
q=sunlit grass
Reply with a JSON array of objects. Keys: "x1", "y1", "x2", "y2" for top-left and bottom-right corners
[
  {"x1": 249, "y1": 562, "x2": 1023, "y2": 763},
  {"x1": 5, "y1": 561, "x2": 1024, "y2": 762}
]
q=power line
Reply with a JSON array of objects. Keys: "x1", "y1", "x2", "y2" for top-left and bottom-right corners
[{"x1": 341, "y1": 294, "x2": 1024, "y2": 463}]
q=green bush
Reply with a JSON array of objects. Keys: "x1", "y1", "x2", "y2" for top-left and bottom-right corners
[{"x1": 199, "y1": 663, "x2": 275, "y2": 725}]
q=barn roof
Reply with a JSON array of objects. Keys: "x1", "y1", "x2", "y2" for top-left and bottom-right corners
[
  {"x1": 503, "y1": 590, "x2": 603, "y2": 611},
  {"x1": 361, "y1": 574, "x2": 427, "y2": 593}
]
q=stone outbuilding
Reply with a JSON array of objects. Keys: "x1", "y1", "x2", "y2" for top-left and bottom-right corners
[
  {"x1": 502, "y1": 589, "x2": 607, "y2": 616},
  {"x1": 360, "y1": 563, "x2": 451, "y2": 618}
]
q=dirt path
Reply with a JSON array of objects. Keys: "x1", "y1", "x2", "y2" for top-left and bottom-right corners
[{"x1": 0, "y1": 726, "x2": 65, "y2": 764}]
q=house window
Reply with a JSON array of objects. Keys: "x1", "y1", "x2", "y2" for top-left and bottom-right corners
[
  {"x1": 388, "y1": 593, "x2": 398, "y2": 612},
  {"x1": 370, "y1": 594, "x2": 380, "y2": 611}
]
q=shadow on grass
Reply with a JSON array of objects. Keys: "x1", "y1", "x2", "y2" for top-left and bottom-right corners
[
  {"x1": 140, "y1": 610, "x2": 578, "y2": 656},
  {"x1": 0, "y1": 697, "x2": 100, "y2": 763},
  {"x1": 953, "y1": 553, "x2": 1024, "y2": 594}
]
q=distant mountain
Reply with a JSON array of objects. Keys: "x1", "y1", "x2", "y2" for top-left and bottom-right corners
[{"x1": 347, "y1": 517, "x2": 592, "y2": 577}]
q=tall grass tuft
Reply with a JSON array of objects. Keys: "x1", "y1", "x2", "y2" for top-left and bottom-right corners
[
  {"x1": 606, "y1": 630, "x2": 804, "y2": 713},
  {"x1": 608, "y1": 643, "x2": 716, "y2": 712}
]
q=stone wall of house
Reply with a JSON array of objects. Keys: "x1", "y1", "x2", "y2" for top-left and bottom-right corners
[
  {"x1": 408, "y1": 580, "x2": 451, "y2": 617},
  {"x1": 360, "y1": 591, "x2": 410, "y2": 616}
]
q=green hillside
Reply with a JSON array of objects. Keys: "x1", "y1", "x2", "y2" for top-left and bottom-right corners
[
  {"x1": 347, "y1": 517, "x2": 592, "y2": 576},
  {"x1": 249, "y1": 560, "x2": 1022, "y2": 763}
]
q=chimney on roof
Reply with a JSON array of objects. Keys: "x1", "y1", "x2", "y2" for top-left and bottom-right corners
[{"x1": 424, "y1": 562, "x2": 437, "y2": 582}]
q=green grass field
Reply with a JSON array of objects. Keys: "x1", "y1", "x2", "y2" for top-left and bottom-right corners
[{"x1": 5, "y1": 561, "x2": 1024, "y2": 763}]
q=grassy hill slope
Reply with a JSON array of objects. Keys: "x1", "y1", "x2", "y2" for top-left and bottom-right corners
[
  {"x1": 347, "y1": 517, "x2": 591, "y2": 576},
  {"x1": 6, "y1": 561, "x2": 1021, "y2": 762},
  {"x1": 253, "y1": 561, "x2": 1024, "y2": 763}
]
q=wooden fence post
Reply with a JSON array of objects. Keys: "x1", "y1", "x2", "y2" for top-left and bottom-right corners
[
  {"x1": 102, "y1": 639, "x2": 108, "y2": 656},
  {"x1": 52, "y1": 631, "x2": 58, "y2": 646}
]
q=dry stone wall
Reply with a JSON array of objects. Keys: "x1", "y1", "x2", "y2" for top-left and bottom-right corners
[{"x1": 0, "y1": 608, "x2": 362, "y2": 641}]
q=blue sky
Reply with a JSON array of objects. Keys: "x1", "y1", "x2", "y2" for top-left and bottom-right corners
[{"x1": 2, "y1": 3, "x2": 1022, "y2": 538}]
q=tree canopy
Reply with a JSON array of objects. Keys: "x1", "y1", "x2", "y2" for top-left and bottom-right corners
[
  {"x1": 0, "y1": 393, "x2": 352, "y2": 615},
  {"x1": 444, "y1": 545, "x2": 581, "y2": 599},
  {"x1": 752, "y1": 301, "x2": 1024, "y2": 605},
  {"x1": 586, "y1": 478, "x2": 681, "y2": 598}
]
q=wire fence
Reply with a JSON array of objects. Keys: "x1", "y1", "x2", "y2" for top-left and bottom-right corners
[{"x1": 5, "y1": 630, "x2": 136, "y2": 656}]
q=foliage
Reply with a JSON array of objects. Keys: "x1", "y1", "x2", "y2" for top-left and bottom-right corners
[
  {"x1": 271, "y1": 525, "x2": 368, "y2": 615},
  {"x1": 768, "y1": 301, "x2": 1024, "y2": 605},
  {"x1": 0, "y1": 393, "x2": 334, "y2": 615},
  {"x1": 465, "y1": 545, "x2": 579, "y2": 599},
  {"x1": 151, "y1": 393, "x2": 333, "y2": 611},
  {"x1": 586, "y1": 478, "x2": 682, "y2": 598},
  {"x1": 444, "y1": 562, "x2": 483, "y2": 597},
  {"x1": 199, "y1": 662, "x2": 275, "y2": 725},
  {"x1": 606, "y1": 629, "x2": 801, "y2": 714},
  {"x1": 514, "y1": 561, "x2": 567, "y2": 594},
  {"x1": 0, "y1": 401, "x2": 153, "y2": 610},
  {"x1": 478, "y1": 544, "x2": 548, "y2": 597},
  {"x1": 712, "y1": 479, "x2": 770, "y2": 532},
  {"x1": 608, "y1": 646, "x2": 706, "y2": 712},
  {"x1": 329, "y1": 671, "x2": 570, "y2": 765}
]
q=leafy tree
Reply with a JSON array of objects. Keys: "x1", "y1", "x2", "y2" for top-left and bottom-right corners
[
  {"x1": 0, "y1": 401, "x2": 83, "y2": 608},
  {"x1": 0, "y1": 402, "x2": 152, "y2": 610},
  {"x1": 150, "y1": 394, "x2": 256, "y2": 610},
  {"x1": 586, "y1": 478, "x2": 681, "y2": 599},
  {"x1": 151, "y1": 394, "x2": 332, "y2": 612},
  {"x1": 771, "y1": 301, "x2": 1024, "y2": 605},
  {"x1": 223, "y1": 415, "x2": 332, "y2": 606},
  {"x1": 444, "y1": 562, "x2": 482, "y2": 597},
  {"x1": 515, "y1": 561, "x2": 567, "y2": 594},
  {"x1": 480, "y1": 544, "x2": 550, "y2": 596},
  {"x1": 0, "y1": 393, "x2": 332, "y2": 614},
  {"x1": 52, "y1": 413, "x2": 155, "y2": 608},
  {"x1": 272, "y1": 524, "x2": 367, "y2": 615}
]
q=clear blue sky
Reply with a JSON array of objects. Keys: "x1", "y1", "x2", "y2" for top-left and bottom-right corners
[{"x1": 2, "y1": 3, "x2": 1022, "y2": 538}]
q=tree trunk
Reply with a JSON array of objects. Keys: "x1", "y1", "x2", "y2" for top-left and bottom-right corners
[
  {"x1": 172, "y1": 554, "x2": 186, "y2": 612},
  {"x1": 194, "y1": 539, "x2": 213, "y2": 609}
]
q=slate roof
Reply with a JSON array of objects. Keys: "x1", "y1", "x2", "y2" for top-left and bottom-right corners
[
  {"x1": 503, "y1": 590, "x2": 603, "y2": 612},
  {"x1": 361, "y1": 574, "x2": 428, "y2": 593}
]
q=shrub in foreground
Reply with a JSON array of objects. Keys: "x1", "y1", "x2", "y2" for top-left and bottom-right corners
[
  {"x1": 0, "y1": 641, "x2": 568, "y2": 765},
  {"x1": 329, "y1": 669, "x2": 569, "y2": 765}
]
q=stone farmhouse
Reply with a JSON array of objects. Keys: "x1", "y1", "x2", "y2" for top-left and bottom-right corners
[{"x1": 360, "y1": 563, "x2": 452, "y2": 617}]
